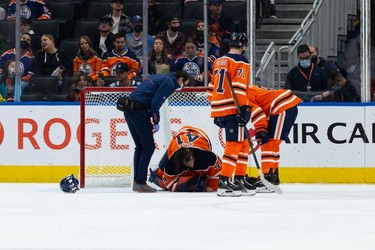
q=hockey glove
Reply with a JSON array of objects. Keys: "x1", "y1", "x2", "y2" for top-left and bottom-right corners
[
  {"x1": 213, "y1": 117, "x2": 225, "y2": 128},
  {"x1": 235, "y1": 105, "x2": 252, "y2": 127},
  {"x1": 255, "y1": 131, "x2": 269, "y2": 145}
]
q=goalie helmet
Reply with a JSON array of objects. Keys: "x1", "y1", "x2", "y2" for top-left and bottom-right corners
[
  {"x1": 229, "y1": 32, "x2": 248, "y2": 48},
  {"x1": 60, "y1": 174, "x2": 79, "y2": 193}
]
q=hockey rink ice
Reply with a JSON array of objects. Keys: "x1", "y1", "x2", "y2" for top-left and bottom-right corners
[{"x1": 1, "y1": 184, "x2": 375, "y2": 250}]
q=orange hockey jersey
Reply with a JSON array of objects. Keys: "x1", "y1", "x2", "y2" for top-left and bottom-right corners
[
  {"x1": 101, "y1": 50, "x2": 139, "y2": 79},
  {"x1": 248, "y1": 86, "x2": 302, "y2": 133},
  {"x1": 156, "y1": 126, "x2": 222, "y2": 192},
  {"x1": 73, "y1": 55, "x2": 102, "y2": 82},
  {"x1": 207, "y1": 54, "x2": 250, "y2": 118}
]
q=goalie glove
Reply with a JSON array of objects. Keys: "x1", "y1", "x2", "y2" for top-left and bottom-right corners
[
  {"x1": 235, "y1": 105, "x2": 252, "y2": 127},
  {"x1": 255, "y1": 131, "x2": 269, "y2": 145}
]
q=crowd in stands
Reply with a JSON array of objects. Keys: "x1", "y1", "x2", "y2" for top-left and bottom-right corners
[{"x1": 0, "y1": 0, "x2": 363, "y2": 103}]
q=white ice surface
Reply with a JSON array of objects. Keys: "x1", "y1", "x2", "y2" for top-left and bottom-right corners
[{"x1": 0, "y1": 184, "x2": 375, "y2": 250}]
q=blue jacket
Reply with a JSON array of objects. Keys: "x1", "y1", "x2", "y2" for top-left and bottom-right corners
[{"x1": 130, "y1": 73, "x2": 180, "y2": 124}]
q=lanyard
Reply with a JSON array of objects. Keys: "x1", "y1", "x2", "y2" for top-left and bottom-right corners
[{"x1": 297, "y1": 64, "x2": 314, "y2": 91}]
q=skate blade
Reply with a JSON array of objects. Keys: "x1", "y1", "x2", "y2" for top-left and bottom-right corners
[
  {"x1": 241, "y1": 189, "x2": 256, "y2": 196},
  {"x1": 217, "y1": 189, "x2": 242, "y2": 197},
  {"x1": 256, "y1": 186, "x2": 275, "y2": 193}
]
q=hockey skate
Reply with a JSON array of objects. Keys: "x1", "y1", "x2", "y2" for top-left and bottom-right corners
[
  {"x1": 234, "y1": 175, "x2": 256, "y2": 196},
  {"x1": 245, "y1": 175, "x2": 274, "y2": 193},
  {"x1": 217, "y1": 176, "x2": 242, "y2": 197},
  {"x1": 264, "y1": 168, "x2": 280, "y2": 185}
]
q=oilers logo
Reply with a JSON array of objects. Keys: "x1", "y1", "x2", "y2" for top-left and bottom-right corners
[
  {"x1": 20, "y1": 5, "x2": 32, "y2": 19},
  {"x1": 182, "y1": 62, "x2": 200, "y2": 78},
  {"x1": 78, "y1": 64, "x2": 93, "y2": 75}
]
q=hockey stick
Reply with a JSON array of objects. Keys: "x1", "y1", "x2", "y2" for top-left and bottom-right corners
[{"x1": 225, "y1": 71, "x2": 283, "y2": 194}]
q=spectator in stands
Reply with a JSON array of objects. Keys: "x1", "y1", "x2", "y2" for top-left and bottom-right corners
[
  {"x1": 69, "y1": 71, "x2": 92, "y2": 102},
  {"x1": 93, "y1": 17, "x2": 116, "y2": 58},
  {"x1": 148, "y1": 0, "x2": 165, "y2": 36},
  {"x1": 34, "y1": 34, "x2": 72, "y2": 77},
  {"x1": 101, "y1": 0, "x2": 132, "y2": 35},
  {"x1": 139, "y1": 37, "x2": 174, "y2": 76},
  {"x1": 126, "y1": 15, "x2": 154, "y2": 63},
  {"x1": 109, "y1": 62, "x2": 132, "y2": 87},
  {"x1": 157, "y1": 16, "x2": 187, "y2": 61},
  {"x1": 309, "y1": 45, "x2": 338, "y2": 81},
  {"x1": 7, "y1": 0, "x2": 51, "y2": 20},
  {"x1": 0, "y1": 33, "x2": 34, "y2": 90},
  {"x1": 0, "y1": 60, "x2": 18, "y2": 102},
  {"x1": 0, "y1": 7, "x2": 6, "y2": 20},
  {"x1": 315, "y1": 68, "x2": 361, "y2": 102},
  {"x1": 256, "y1": 0, "x2": 277, "y2": 29},
  {"x1": 284, "y1": 44, "x2": 328, "y2": 98},
  {"x1": 99, "y1": 33, "x2": 139, "y2": 84},
  {"x1": 208, "y1": 0, "x2": 234, "y2": 55},
  {"x1": 20, "y1": 18, "x2": 41, "y2": 53},
  {"x1": 191, "y1": 20, "x2": 220, "y2": 62},
  {"x1": 73, "y1": 35, "x2": 102, "y2": 84},
  {"x1": 172, "y1": 37, "x2": 212, "y2": 87}
]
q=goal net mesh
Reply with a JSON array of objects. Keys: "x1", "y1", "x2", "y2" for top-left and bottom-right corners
[{"x1": 80, "y1": 87, "x2": 211, "y2": 188}]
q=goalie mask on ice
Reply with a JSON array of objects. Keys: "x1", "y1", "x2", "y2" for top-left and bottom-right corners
[{"x1": 60, "y1": 174, "x2": 79, "y2": 193}]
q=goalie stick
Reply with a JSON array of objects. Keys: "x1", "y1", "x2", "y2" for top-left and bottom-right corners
[{"x1": 225, "y1": 71, "x2": 283, "y2": 195}]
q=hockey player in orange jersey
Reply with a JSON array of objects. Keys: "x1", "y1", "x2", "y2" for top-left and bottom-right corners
[
  {"x1": 148, "y1": 126, "x2": 221, "y2": 192},
  {"x1": 207, "y1": 32, "x2": 256, "y2": 197},
  {"x1": 248, "y1": 86, "x2": 302, "y2": 187}
]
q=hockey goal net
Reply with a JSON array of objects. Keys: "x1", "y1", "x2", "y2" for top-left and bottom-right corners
[{"x1": 79, "y1": 87, "x2": 213, "y2": 188}]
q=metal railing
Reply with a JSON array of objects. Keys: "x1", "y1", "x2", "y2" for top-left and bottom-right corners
[{"x1": 256, "y1": 0, "x2": 359, "y2": 89}]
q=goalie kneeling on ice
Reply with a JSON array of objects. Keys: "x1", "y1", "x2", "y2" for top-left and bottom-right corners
[{"x1": 60, "y1": 174, "x2": 79, "y2": 193}]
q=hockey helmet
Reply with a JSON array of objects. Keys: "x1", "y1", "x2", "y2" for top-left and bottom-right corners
[
  {"x1": 229, "y1": 32, "x2": 248, "y2": 48},
  {"x1": 60, "y1": 174, "x2": 79, "y2": 193}
]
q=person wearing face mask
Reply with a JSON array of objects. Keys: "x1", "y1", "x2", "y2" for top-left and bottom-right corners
[
  {"x1": 116, "y1": 70, "x2": 190, "y2": 193},
  {"x1": 191, "y1": 20, "x2": 220, "y2": 62},
  {"x1": 0, "y1": 60, "x2": 18, "y2": 102},
  {"x1": 284, "y1": 44, "x2": 328, "y2": 100},
  {"x1": 156, "y1": 16, "x2": 187, "y2": 61},
  {"x1": 126, "y1": 15, "x2": 154, "y2": 62},
  {"x1": 0, "y1": 33, "x2": 35, "y2": 90},
  {"x1": 309, "y1": 45, "x2": 339, "y2": 81}
]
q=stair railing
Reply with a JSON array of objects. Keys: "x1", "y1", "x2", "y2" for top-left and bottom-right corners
[{"x1": 254, "y1": 41, "x2": 276, "y2": 88}]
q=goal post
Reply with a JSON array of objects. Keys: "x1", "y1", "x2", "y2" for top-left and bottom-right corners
[{"x1": 79, "y1": 87, "x2": 217, "y2": 188}]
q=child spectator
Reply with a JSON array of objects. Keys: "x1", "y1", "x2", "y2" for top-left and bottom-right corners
[
  {"x1": 0, "y1": 60, "x2": 18, "y2": 102},
  {"x1": 172, "y1": 37, "x2": 212, "y2": 86},
  {"x1": 69, "y1": 71, "x2": 92, "y2": 102}
]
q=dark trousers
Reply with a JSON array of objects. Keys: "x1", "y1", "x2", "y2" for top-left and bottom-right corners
[{"x1": 124, "y1": 109, "x2": 155, "y2": 184}]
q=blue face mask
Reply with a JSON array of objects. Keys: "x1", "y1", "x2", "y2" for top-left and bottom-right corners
[{"x1": 299, "y1": 59, "x2": 311, "y2": 68}]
